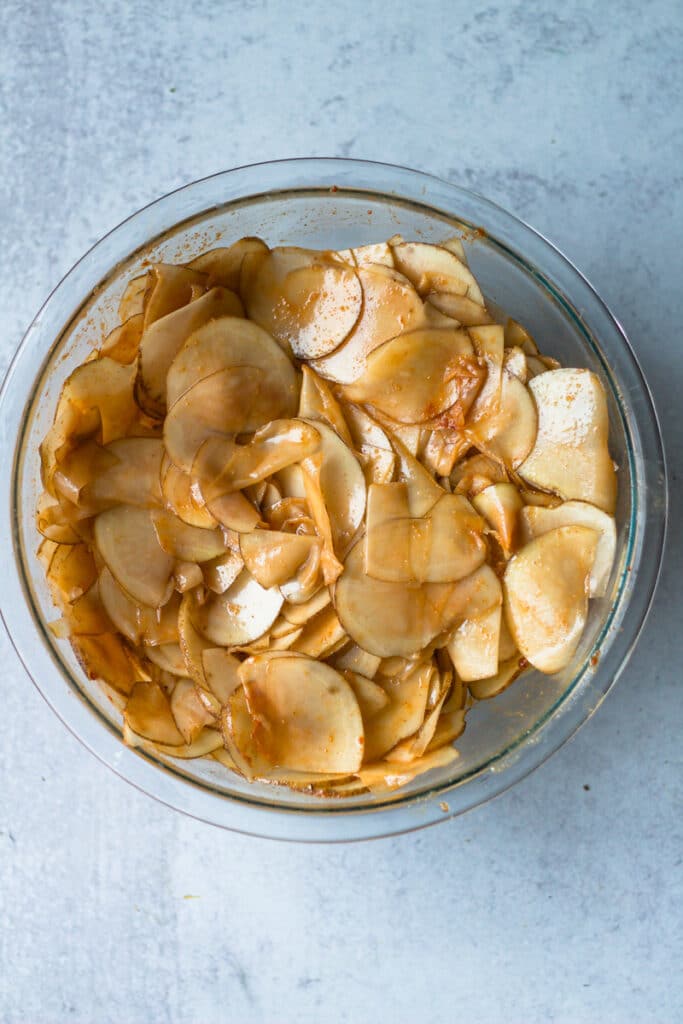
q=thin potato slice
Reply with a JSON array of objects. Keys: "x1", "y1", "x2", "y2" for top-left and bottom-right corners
[
  {"x1": 518, "y1": 369, "x2": 617, "y2": 513},
  {"x1": 201, "y1": 647, "x2": 243, "y2": 705},
  {"x1": 151, "y1": 509, "x2": 227, "y2": 562},
  {"x1": 118, "y1": 273, "x2": 149, "y2": 322},
  {"x1": 46, "y1": 542, "x2": 98, "y2": 605},
  {"x1": 330, "y1": 642, "x2": 381, "y2": 680},
  {"x1": 300, "y1": 420, "x2": 366, "y2": 557},
  {"x1": 137, "y1": 286, "x2": 244, "y2": 413},
  {"x1": 428, "y1": 292, "x2": 493, "y2": 327},
  {"x1": 243, "y1": 246, "x2": 363, "y2": 359},
  {"x1": 195, "y1": 570, "x2": 284, "y2": 647},
  {"x1": 170, "y1": 678, "x2": 216, "y2": 743},
  {"x1": 312, "y1": 265, "x2": 425, "y2": 384},
  {"x1": 281, "y1": 587, "x2": 331, "y2": 626},
  {"x1": 161, "y1": 460, "x2": 218, "y2": 529},
  {"x1": 520, "y1": 500, "x2": 616, "y2": 597},
  {"x1": 342, "y1": 671, "x2": 389, "y2": 718},
  {"x1": 145, "y1": 643, "x2": 187, "y2": 676},
  {"x1": 344, "y1": 328, "x2": 483, "y2": 425},
  {"x1": 239, "y1": 652, "x2": 364, "y2": 773},
  {"x1": 125, "y1": 725, "x2": 224, "y2": 760},
  {"x1": 298, "y1": 365, "x2": 353, "y2": 446},
  {"x1": 363, "y1": 660, "x2": 432, "y2": 761},
  {"x1": 142, "y1": 264, "x2": 208, "y2": 329},
  {"x1": 81, "y1": 437, "x2": 164, "y2": 510},
  {"x1": 94, "y1": 506, "x2": 174, "y2": 607},
  {"x1": 392, "y1": 241, "x2": 485, "y2": 304},
  {"x1": 203, "y1": 549, "x2": 246, "y2": 594},
  {"x1": 446, "y1": 604, "x2": 502, "y2": 681},
  {"x1": 187, "y1": 237, "x2": 269, "y2": 291},
  {"x1": 71, "y1": 633, "x2": 142, "y2": 696},
  {"x1": 124, "y1": 681, "x2": 185, "y2": 746},
  {"x1": 504, "y1": 525, "x2": 599, "y2": 673},
  {"x1": 472, "y1": 482, "x2": 524, "y2": 558},
  {"x1": 290, "y1": 603, "x2": 347, "y2": 659},
  {"x1": 100, "y1": 313, "x2": 144, "y2": 365},
  {"x1": 468, "y1": 370, "x2": 538, "y2": 470},
  {"x1": 240, "y1": 530, "x2": 319, "y2": 588},
  {"x1": 468, "y1": 657, "x2": 525, "y2": 700}
]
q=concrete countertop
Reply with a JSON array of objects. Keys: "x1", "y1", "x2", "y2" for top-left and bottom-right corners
[{"x1": 1, "y1": 1, "x2": 680, "y2": 1021}]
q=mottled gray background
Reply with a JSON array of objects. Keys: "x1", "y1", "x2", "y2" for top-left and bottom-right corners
[{"x1": 1, "y1": 1, "x2": 681, "y2": 1022}]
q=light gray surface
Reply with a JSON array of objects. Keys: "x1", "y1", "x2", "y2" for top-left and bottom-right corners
[{"x1": 0, "y1": 1, "x2": 681, "y2": 1021}]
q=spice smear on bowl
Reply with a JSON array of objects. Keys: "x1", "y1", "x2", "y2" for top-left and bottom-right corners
[{"x1": 35, "y1": 234, "x2": 617, "y2": 796}]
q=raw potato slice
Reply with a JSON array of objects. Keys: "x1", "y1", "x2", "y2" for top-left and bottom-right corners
[
  {"x1": 281, "y1": 587, "x2": 331, "y2": 626},
  {"x1": 194, "y1": 419, "x2": 320, "y2": 499},
  {"x1": 468, "y1": 657, "x2": 524, "y2": 700},
  {"x1": 137, "y1": 286, "x2": 244, "y2": 413},
  {"x1": 46, "y1": 541, "x2": 96, "y2": 605},
  {"x1": 163, "y1": 365, "x2": 266, "y2": 472},
  {"x1": 170, "y1": 678, "x2": 216, "y2": 743},
  {"x1": 446, "y1": 604, "x2": 502, "y2": 681},
  {"x1": 518, "y1": 369, "x2": 617, "y2": 513},
  {"x1": 363, "y1": 660, "x2": 432, "y2": 761},
  {"x1": 392, "y1": 435, "x2": 444, "y2": 516},
  {"x1": 365, "y1": 485, "x2": 486, "y2": 583},
  {"x1": 82, "y1": 438, "x2": 164, "y2": 510},
  {"x1": 145, "y1": 643, "x2": 187, "y2": 676},
  {"x1": 279, "y1": 543, "x2": 324, "y2": 603},
  {"x1": 151, "y1": 509, "x2": 227, "y2": 562},
  {"x1": 100, "y1": 313, "x2": 144, "y2": 365},
  {"x1": 165, "y1": 315, "x2": 299, "y2": 410},
  {"x1": 470, "y1": 369, "x2": 538, "y2": 469},
  {"x1": 300, "y1": 420, "x2": 366, "y2": 557},
  {"x1": 239, "y1": 652, "x2": 364, "y2": 773},
  {"x1": 343, "y1": 671, "x2": 389, "y2": 718},
  {"x1": 201, "y1": 647, "x2": 242, "y2": 705},
  {"x1": 205, "y1": 491, "x2": 261, "y2": 534},
  {"x1": 520, "y1": 500, "x2": 616, "y2": 597},
  {"x1": 473, "y1": 482, "x2": 524, "y2": 558},
  {"x1": 71, "y1": 633, "x2": 142, "y2": 697},
  {"x1": 350, "y1": 242, "x2": 395, "y2": 268},
  {"x1": 142, "y1": 264, "x2": 208, "y2": 328},
  {"x1": 161, "y1": 460, "x2": 217, "y2": 529},
  {"x1": 503, "y1": 346, "x2": 528, "y2": 382},
  {"x1": 330, "y1": 642, "x2": 381, "y2": 680},
  {"x1": 187, "y1": 237, "x2": 269, "y2": 291},
  {"x1": 311, "y1": 265, "x2": 424, "y2": 384},
  {"x1": 504, "y1": 318, "x2": 539, "y2": 354},
  {"x1": 195, "y1": 570, "x2": 284, "y2": 647},
  {"x1": 467, "y1": 325, "x2": 504, "y2": 426},
  {"x1": 291, "y1": 603, "x2": 347, "y2": 659},
  {"x1": 203, "y1": 549, "x2": 244, "y2": 594},
  {"x1": 298, "y1": 366, "x2": 353, "y2": 446},
  {"x1": 392, "y1": 241, "x2": 485, "y2": 304},
  {"x1": 94, "y1": 506, "x2": 174, "y2": 607},
  {"x1": 126, "y1": 726, "x2": 224, "y2": 760},
  {"x1": 427, "y1": 292, "x2": 493, "y2": 327},
  {"x1": 503, "y1": 525, "x2": 599, "y2": 673},
  {"x1": 343, "y1": 404, "x2": 396, "y2": 485},
  {"x1": 345, "y1": 328, "x2": 482, "y2": 425},
  {"x1": 124, "y1": 681, "x2": 185, "y2": 746},
  {"x1": 242, "y1": 246, "x2": 363, "y2": 359},
  {"x1": 240, "y1": 531, "x2": 319, "y2": 588},
  {"x1": 118, "y1": 273, "x2": 149, "y2": 322}
]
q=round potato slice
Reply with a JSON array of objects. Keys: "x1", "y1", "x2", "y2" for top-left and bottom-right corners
[
  {"x1": 142, "y1": 264, "x2": 208, "y2": 329},
  {"x1": 503, "y1": 525, "x2": 599, "y2": 673},
  {"x1": 311, "y1": 265, "x2": 425, "y2": 384},
  {"x1": 187, "y1": 237, "x2": 269, "y2": 291},
  {"x1": 195, "y1": 569, "x2": 284, "y2": 647},
  {"x1": 344, "y1": 327, "x2": 483, "y2": 425},
  {"x1": 137, "y1": 286, "x2": 244, "y2": 413},
  {"x1": 165, "y1": 315, "x2": 299, "y2": 409},
  {"x1": 469, "y1": 370, "x2": 538, "y2": 470},
  {"x1": 239, "y1": 652, "x2": 364, "y2": 773},
  {"x1": 94, "y1": 506, "x2": 174, "y2": 607},
  {"x1": 520, "y1": 500, "x2": 616, "y2": 597},
  {"x1": 300, "y1": 419, "x2": 366, "y2": 557},
  {"x1": 82, "y1": 437, "x2": 164, "y2": 510},
  {"x1": 124, "y1": 681, "x2": 185, "y2": 746},
  {"x1": 240, "y1": 530, "x2": 320, "y2": 589},
  {"x1": 242, "y1": 246, "x2": 363, "y2": 359},
  {"x1": 392, "y1": 241, "x2": 485, "y2": 304},
  {"x1": 161, "y1": 459, "x2": 218, "y2": 529},
  {"x1": 151, "y1": 509, "x2": 227, "y2": 563}
]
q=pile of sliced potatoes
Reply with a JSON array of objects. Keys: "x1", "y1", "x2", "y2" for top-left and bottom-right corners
[{"x1": 36, "y1": 233, "x2": 617, "y2": 797}]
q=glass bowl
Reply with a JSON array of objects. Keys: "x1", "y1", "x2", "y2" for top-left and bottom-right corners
[{"x1": 0, "y1": 158, "x2": 666, "y2": 842}]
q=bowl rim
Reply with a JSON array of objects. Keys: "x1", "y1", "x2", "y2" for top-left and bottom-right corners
[{"x1": 0, "y1": 157, "x2": 667, "y2": 842}]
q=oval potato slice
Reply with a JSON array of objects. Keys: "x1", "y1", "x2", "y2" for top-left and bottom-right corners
[
  {"x1": 520, "y1": 500, "x2": 616, "y2": 597},
  {"x1": 503, "y1": 525, "x2": 599, "y2": 673},
  {"x1": 392, "y1": 241, "x2": 485, "y2": 304},
  {"x1": 195, "y1": 570, "x2": 284, "y2": 647},
  {"x1": 94, "y1": 506, "x2": 174, "y2": 607}
]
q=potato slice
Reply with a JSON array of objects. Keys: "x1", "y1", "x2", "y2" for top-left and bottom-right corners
[
  {"x1": 518, "y1": 369, "x2": 617, "y2": 513},
  {"x1": 165, "y1": 315, "x2": 299, "y2": 410},
  {"x1": 503, "y1": 525, "x2": 599, "y2": 673},
  {"x1": 350, "y1": 242, "x2": 394, "y2": 268},
  {"x1": 353, "y1": 746, "x2": 458, "y2": 793},
  {"x1": 177, "y1": 593, "x2": 215, "y2": 709},
  {"x1": 99, "y1": 568, "x2": 180, "y2": 646},
  {"x1": 446, "y1": 604, "x2": 502, "y2": 681},
  {"x1": 205, "y1": 491, "x2": 261, "y2": 533},
  {"x1": 52, "y1": 581, "x2": 111, "y2": 638},
  {"x1": 46, "y1": 542, "x2": 97, "y2": 605},
  {"x1": 468, "y1": 657, "x2": 524, "y2": 700},
  {"x1": 100, "y1": 313, "x2": 144, "y2": 365},
  {"x1": 472, "y1": 482, "x2": 524, "y2": 558},
  {"x1": 311, "y1": 265, "x2": 424, "y2": 384},
  {"x1": 300, "y1": 419, "x2": 366, "y2": 557},
  {"x1": 125, "y1": 725, "x2": 224, "y2": 760},
  {"x1": 187, "y1": 237, "x2": 269, "y2": 291},
  {"x1": 71, "y1": 633, "x2": 142, "y2": 696},
  {"x1": 242, "y1": 246, "x2": 363, "y2": 359},
  {"x1": 520, "y1": 500, "x2": 616, "y2": 597},
  {"x1": 170, "y1": 678, "x2": 216, "y2": 743},
  {"x1": 142, "y1": 264, "x2": 208, "y2": 329},
  {"x1": 342, "y1": 671, "x2": 389, "y2": 718},
  {"x1": 118, "y1": 273, "x2": 149, "y2": 322},
  {"x1": 203, "y1": 549, "x2": 245, "y2": 594},
  {"x1": 137, "y1": 286, "x2": 244, "y2": 413},
  {"x1": 151, "y1": 509, "x2": 226, "y2": 562},
  {"x1": 194, "y1": 419, "x2": 320, "y2": 502},
  {"x1": 145, "y1": 643, "x2": 187, "y2": 676},
  {"x1": 298, "y1": 365, "x2": 353, "y2": 446},
  {"x1": 392, "y1": 241, "x2": 485, "y2": 304},
  {"x1": 343, "y1": 403, "x2": 396, "y2": 485},
  {"x1": 239, "y1": 652, "x2": 364, "y2": 773},
  {"x1": 281, "y1": 587, "x2": 331, "y2": 625},
  {"x1": 504, "y1": 318, "x2": 538, "y2": 354},
  {"x1": 467, "y1": 325, "x2": 504, "y2": 425},
  {"x1": 279, "y1": 543, "x2": 325, "y2": 603},
  {"x1": 385, "y1": 669, "x2": 452, "y2": 761},
  {"x1": 240, "y1": 530, "x2": 319, "y2": 588},
  {"x1": 160, "y1": 460, "x2": 217, "y2": 529},
  {"x1": 392, "y1": 435, "x2": 444, "y2": 516},
  {"x1": 363, "y1": 660, "x2": 432, "y2": 761},
  {"x1": 330, "y1": 642, "x2": 381, "y2": 680},
  {"x1": 427, "y1": 292, "x2": 493, "y2": 327},
  {"x1": 344, "y1": 327, "x2": 483, "y2": 425},
  {"x1": 94, "y1": 506, "x2": 174, "y2": 607},
  {"x1": 290, "y1": 603, "x2": 347, "y2": 659},
  {"x1": 201, "y1": 647, "x2": 242, "y2": 705},
  {"x1": 365, "y1": 484, "x2": 486, "y2": 583},
  {"x1": 469, "y1": 369, "x2": 538, "y2": 470},
  {"x1": 80, "y1": 437, "x2": 164, "y2": 510},
  {"x1": 124, "y1": 681, "x2": 185, "y2": 746},
  {"x1": 195, "y1": 569, "x2": 284, "y2": 647},
  {"x1": 163, "y1": 365, "x2": 268, "y2": 472},
  {"x1": 503, "y1": 346, "x2": 528, "y2": 382}
]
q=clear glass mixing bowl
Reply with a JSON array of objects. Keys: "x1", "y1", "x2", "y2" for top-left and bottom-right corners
[{"x1": 0, "y1": 159, "x2": 666, "y2": 841}]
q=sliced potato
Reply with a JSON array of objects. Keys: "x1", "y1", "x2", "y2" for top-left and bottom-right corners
[
  {"x1": 518, "y1": 369, "x2": 617, "y2": 513},
  {"x1": 137, "y1": 286, "x2": 244, "y2": 413},
  {"x1": 446, "y1": 604, "x2": 502, "y2": 681},
  {"x1": 298, "y1": 365, "x2": 353, "y2": 446},
  {"x1": 363, "y1": 660, "x2": 432, "y2": 761},
  {"x1": 82, "y1": 437, "x2": 164, "y2": 510},
  {"x1": 151, "y1": 509, "x2": 226, "y2": 562},
  {"x1": 342, "y1": 671, "x2": 389, "y2": 718},
  {"x1": 291, "y1": 603, "x2": 347, "y2": 659},
  {"x1": 312, "y1": 265, "x2": 424, "y2": 384},
  {"x1": 46, "y1": 542, "x2": 98, "y2": 605},
  {"x1": 242, "y1": 246, "x2": 363, "y2": 359},
  {"x1": 100, "y1": 313, "x2": 144, "y2": 365},
  {"x1": 330, "y1": 642, "x2": 381, "y2": 680},
  {"x1": 345, "y1": 327, "x2": 482, "y2": 425},
  {"x1": 520, "y1": 500, "x2": 616, "y2": 597},
  {"x1": 145, "y1": 643, "x2": 187, "y2": 676},
  {"x1": 161, "y1": 460, "x2": 217, "y2": 529},
  {"x1": 468, "y1": 369, "x2": 538, "y2": 470},
  {"x1": 124, "y1": 681, "x2": 185, "y2": 746},
  {"x1": 195, "y1": 569, "x2": 284, "y2": 647},
  {"x1": 203, "y1": 548, "x2": 245, "y2": 594},
  {"x1": 94, "y1": 506, "x2": 174, "y2": 607},
  {"x1": 281, "y1": 587, "x2": 331, "y2": 626},
  {"x1": 187, "y1": 237, "x2": 269, "y2": 291},
  {"x1": 170, "y1": 678, "x2": 216, "y2": 743},
  {"x1": 300, "y1": 419, "x2": 366, "y2": 557},
  {"x1": 503, "y1": 525, "x2": 599, "y2": 673},
  {"x1": 239, "y1": 652, "x2": 364, "y2": 773},
  {"x1": 71, "y1": 633, "x2": 141, "y2": 696},
  {"x1": 472, "y1": 482, "x2": 524, "y2": 558},
  {"x1": 468, "y1": 657, "x2": 524, "y2": 700},
  {"x1": 427, "y1": 292, "x2": 493, "y2": 327},
  {"x1": 240, "y1": 530, "x2": 319, "y2": 589},
  {"x1": 118, "y1": 273, "x2": 149, "y2": 322},
  {"x1": 392, "y1": 241, "x2": 485, "y2": 304},
  {"x1": 142, "y1": 264, "x2": 208, "y2": 329},
  {"x1": 201, "y1": 647, "x2": 243, "y2": 705}
]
